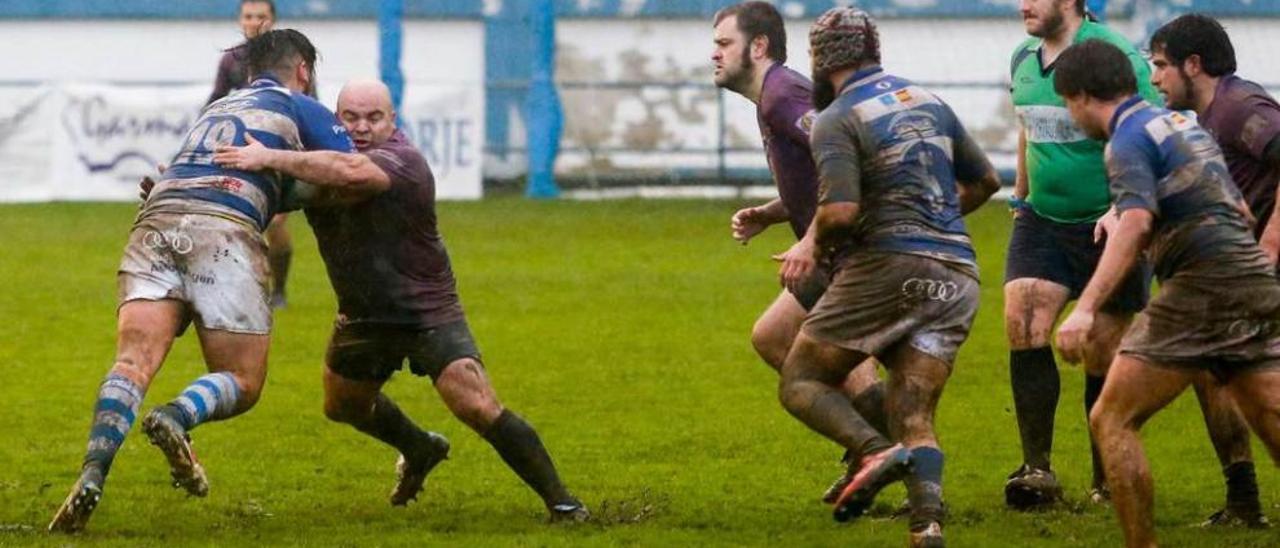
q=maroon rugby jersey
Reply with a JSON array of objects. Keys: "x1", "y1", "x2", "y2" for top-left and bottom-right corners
[
  {"x1": 305, "y1": 130, "x2": 465, "y2": 327},
  {"x1": 1199, "y1": 75, "x2": 1280, "y2": 238},
  {"x1": 757, "y1": 63, "x2": 820, "y2": 239},
  {"x1": 208, "y1": 43, "x2": 250, "y2": 106}
]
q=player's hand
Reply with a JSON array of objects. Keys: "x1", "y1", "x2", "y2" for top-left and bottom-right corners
[
  {"x1": 137, "y1": 164, "x2": 165, "y2": 203},
  {"x1": 1056, "y1": 309, "x2": 1095, "y2": 364},
  {"x1": 773, "y1": 237, "x2": 817, "y2": 294},
  {"x1": 214, "y1": 133, "x2": 271, "y2": 171},
  {"x1": 1094, "y1": 206, "x2": 1120, "y2": 244},
  {"x1": 731, "y1": 207, "x2": 769, "y2": 244}
]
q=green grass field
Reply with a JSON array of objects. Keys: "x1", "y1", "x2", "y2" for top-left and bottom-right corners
[{"x1": 0, "y1": 198, "x2": 1276, "y2": 547}]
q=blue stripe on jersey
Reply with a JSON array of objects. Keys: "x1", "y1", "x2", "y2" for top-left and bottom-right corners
[
  {"x1": 154, "y1": 187, "x2": 267, "y2": 229},
  {"x1": 165, "y1": 164, "x2": 279, "y2": 215}
]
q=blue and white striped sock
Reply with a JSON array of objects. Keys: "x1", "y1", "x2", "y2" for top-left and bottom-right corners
[
  {"x1": 169, "y1": 372, "x2": 241, "y2": 429},
  {"x1": 84, "y1": 374, "x2": 144, "y2": 475}
]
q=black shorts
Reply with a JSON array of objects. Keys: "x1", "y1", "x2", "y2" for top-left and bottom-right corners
[
  {"x1": 790, "y1": 260, "x2": 833, "y2": 311},
  {"x1": 1005, "y1": 209, "x2": 1150, "y2": 314},
  {"x1": 326, "y1": 319, "x2": 481, "y2": 382}
]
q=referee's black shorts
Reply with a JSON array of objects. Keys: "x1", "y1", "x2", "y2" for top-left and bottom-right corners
[{"x1": 1005, "y1": 209, "x2": 1149, "y2": 315}]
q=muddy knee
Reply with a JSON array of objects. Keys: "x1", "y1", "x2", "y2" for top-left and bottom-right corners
[{"x1": 437, "y1": 358, "x2": 503, "y2": 431}]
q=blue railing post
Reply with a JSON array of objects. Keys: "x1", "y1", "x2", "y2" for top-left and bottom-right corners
[{"x1": 525, "y1": 0, "x2": 562, "y2": 198}]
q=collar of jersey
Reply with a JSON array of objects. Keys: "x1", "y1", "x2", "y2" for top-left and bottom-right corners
[
  {"x1": 1108, "y1": 95, "x2": 1147, "y2": 135},
  {"x1": 249, "y1": 73, "x2": 285, "y2": 88},
  {"x1": 838, "y1": 65, "x2": 885, "y2": 94}
]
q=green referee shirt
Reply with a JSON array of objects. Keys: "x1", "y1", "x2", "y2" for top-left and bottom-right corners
[{"x1": 1011, "y1": 21, "x2": 1162, "y2": 223}]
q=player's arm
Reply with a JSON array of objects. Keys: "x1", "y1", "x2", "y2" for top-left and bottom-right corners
[
  {"x1": 731, "y1": 198, "x2": 789, "y2": 243},
  {"x1": 214, "y1": 133, "x2": 390, "y2": 195},
  {"x1": 1013, "y1": 128, "x2": 1029, "y2": 203},
  {"x1": 207, "y1": 54, "x2": 233, "y2": 106},
  {"x1": 774, "y1": 113, "x2": 861, "y2": 291},
  {"x1": 1252, "y1": 133, "x2": 1280, "y2": 263},
  {"x1": 1058, "y1": 138, "x2": 1159, "y2": 362},
  {"x1": 952, "y1": 120, "x2": 1002, "y2": 214}
]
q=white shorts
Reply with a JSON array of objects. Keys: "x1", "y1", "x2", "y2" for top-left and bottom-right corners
[{"x1": 117, "y1": 213, "x2": 271, "y2": 334}]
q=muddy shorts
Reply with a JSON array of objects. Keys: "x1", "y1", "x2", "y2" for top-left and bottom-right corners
[
  {"x1": 1120, "y1": 275, "x2": 1280, "y2": 379},
  {"x1": 803, "y1": 253, "x2": 980, "y2": 364},
  {"x1": 790, "y1": 260, "x2": 833, "y2": 312},
  {"x1": 326, "y1": 319, "x2": 481, "y2": 382},
  {"x1": 117, "y1": 213, "x2": 271, "y2": 334}
]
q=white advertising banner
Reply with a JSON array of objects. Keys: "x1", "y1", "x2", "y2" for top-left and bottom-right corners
[{"x1": 0, "y1": 82, "x2": 483, "y2": 202}]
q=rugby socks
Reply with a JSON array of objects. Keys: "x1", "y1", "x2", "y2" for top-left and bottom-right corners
[
  {"x1": 784, "y1": 387, "x2": 895, "y2": 458},
  {"x1": 167, "y1": 372, "x2": 241, "y2": 430},
  {"x1": 906, "y1": 446, "x2": 946, "y2": 527},
  {"x1": 1224, "y1": 461, "x2": 1262, "y2": 512},
  {"x1": 1084, "y1": 374, "x2": 1106, "y2": 487},
  {"x1": 269, "y1": 247, "x2": 292, "y2": 303},
  {"x1": 1010, "y1": 348, "x2": 1059, "y2": 470},
  {"x1": 83, "y1": 374, "x2": 144, "y2": 481},
  {"x1": 354, "y1": 394, "x2": 428, "y2": 456},
  {"x1": 850, "y1": 382, "x2": 889, "y2": 437},
  {"x1": 482, "y1": 410, "x2": 576, "y2": 507}
]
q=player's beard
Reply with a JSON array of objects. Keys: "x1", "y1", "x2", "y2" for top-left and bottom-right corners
[
  {"x1": 716, "y1": 47, "x2": 755, "y2": 94},
  {"x1": 812, "y1": 76, "x2": 836, "y2": 111},
  {"x1": 1169, "y1": 69, "x2": 1196, "y2": 111},
  {"x1": 1028, "y1": 9, "x2": 1065, "y2": 39}
]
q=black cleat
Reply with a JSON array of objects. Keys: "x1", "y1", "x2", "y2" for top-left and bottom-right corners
[
  {"x1": 389, "y1": 432, "x2": 449, "y2": 506},
  {"x1": 832, "y1": 444, "x2": 913, "y2": 522},
  {"x1": 1004, "y1": 464, "x2": 1062, "y2": 510},
  {"x1": 142, "y1": 407, "x2": 208, "y2": 497},
  {"x1": 1201, "y1": 506, "x2": 1271, "y2": 529},
  {"x1": 48, "y1": 471, "x2": 104, "y2": 533},
  {"x1": 549, "y1": 501, "x2": 591, "y2": 523}
]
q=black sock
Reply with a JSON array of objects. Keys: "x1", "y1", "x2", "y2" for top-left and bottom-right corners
[
  {"x1": 1224, "y1": 461, "x2": 1261, "y2": 511},
  {"x1": 354, "y1": 394, "x2": 426, "y2": 456},
  {"x1": 1010, "y1": 347, "x2": 1059, "y2": 470},
  {"x1": 483, "y1": 410, "x2": 575, "y2": 507},
  {"x1": 269, "y1": 248, "x2": 292, "y2": 298},
  {"x1": 850, "y1": 382, "x2": 889, "y2": 438},
  {"x1": 1084, "y1": 374, "x2": 1105, "y2": 487}
]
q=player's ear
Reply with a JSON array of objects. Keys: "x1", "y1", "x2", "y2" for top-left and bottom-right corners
[
  {"x1": 1183, "y1": 54, "x2": 1203, "y2": 77},
  {"x1": 752, "y1": 35, "x2": 768, "y2": 60}
]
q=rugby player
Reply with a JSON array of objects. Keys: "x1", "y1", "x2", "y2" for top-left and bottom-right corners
[
  {"x1": 711, "y1": 0, "x2": 887, "y2": 500},
  {"x1": 775, "y1": 8, "x2": 1000, "y2": 546},
  {"x1": 1003, "y1": 0, "x2": 1162, "y2": 507},
  {"x1": 1053, "y1": 38, "x2": 1280, "y2": 548},
  {"x1": 49, "y1": 29, "x2": 363, "y2": 533},
  {"x1": 1140, "y1": 13, "x2": 1277, "y2": 527},
  {"x1": 208, "y1": 0, "x2": 296, "y2": 309},
  {"x1": 211, "y1": 80, "x2": 589, "y2": 522}
]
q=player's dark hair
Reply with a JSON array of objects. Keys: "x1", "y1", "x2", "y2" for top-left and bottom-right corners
[
  {"x1": 713, "y1": 1, "x2": 787, "y2": 63},
  {"x1": 1074, "y1": 0, "x2": 1086, "y2": 16},
  {"x1": 1053, "y1": 39, "x2": 1137, "y2": 101},
  {"x1": 241, "y1": 0, "x2": 276, "y2": 18},
  {"x1": 245, "y1": 28, "x2": 317, "y2": 81},
  {"x1": 1149, "y1": 13, "x2": 1236, "y2": 78}
]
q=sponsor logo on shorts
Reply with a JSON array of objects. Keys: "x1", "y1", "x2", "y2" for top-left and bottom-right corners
[
  {"x1": 143, "y1": 230, "x2": 194, "y2": 255},
  {"x1": 902, "y1": 278, "x2": 960, "y2": 302}
]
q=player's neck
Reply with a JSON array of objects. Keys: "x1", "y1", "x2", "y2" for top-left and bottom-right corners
[
  {"x1": 1041, "y1": 16, "x2": 1083, "y2": 62},
  {"x1": 742, "y1": 62, "x2": 773, "y2": 104},
  {"x1": 1192, "y1": 76, "x2": 1221, "y2": 116}
]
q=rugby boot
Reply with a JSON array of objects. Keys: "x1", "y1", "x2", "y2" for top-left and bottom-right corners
[
  {"x1": 832, "y1": 443, "x2": 913, "y2": 522},
  {"x1": 142, "y1": 406, "x2": 209, "y2": 497},
  {"x1": 1088, "y1": 484, "x2": 1111, "y2": 505},
  {"x1": 909, "y1": 521, "x2": 945, "y2": 548},
  {"x1": 548, "y1": 500, "x2": 591, "y2": 523},
  {"x1": 1004, "y1": 464, "x2": 1062, "y2": 509},
  {"x1": 821, "y1": 450, "x2": 856, "y2": 504},
  {"x1": 47, "y1": 468, "x2": 104, "y2": 533},
  {"x1": 1201, "y1": 505, "x2": 1271, "y2": 529},
  {"x1": 389, "y1": 431, "x2": 450, "y2": 506}
]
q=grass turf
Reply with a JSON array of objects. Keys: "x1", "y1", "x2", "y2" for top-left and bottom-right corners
[{"x1": 0, "y1": 198, "x2": 1276, "y2": 546}]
